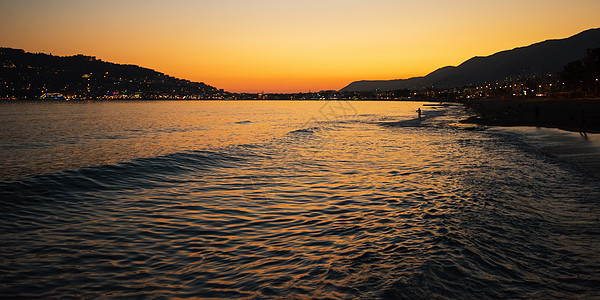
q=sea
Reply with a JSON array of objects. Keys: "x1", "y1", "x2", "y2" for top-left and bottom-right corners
[{"x1": 1, "y1": 100, "x2": 599, "y2": 299}]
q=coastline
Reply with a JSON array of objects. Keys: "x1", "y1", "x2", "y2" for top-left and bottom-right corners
[
  {"x1": 492, "y1": 126, "x2": 600, "y2": 179},
  {"x1": 462, "y1": 98, "x2": 600, "y2": 134},
  {"x1": 458, "y1": 98, "x2": 600, "y2": 179}
]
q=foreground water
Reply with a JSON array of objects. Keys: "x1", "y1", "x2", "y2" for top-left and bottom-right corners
[{"x1": 1, "y1": 101, "x2": 599, "y2": 298}]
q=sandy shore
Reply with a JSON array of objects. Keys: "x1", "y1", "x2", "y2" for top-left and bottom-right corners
[
  {"x1": 491, "y1": 127, "x2": 600, "y2": 179},
  {"x1": 462, "y1": 98, "x2": 600, "y2": 133}
]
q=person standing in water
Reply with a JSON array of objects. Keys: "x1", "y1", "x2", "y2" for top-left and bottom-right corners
[{"x1": 417, "y1": 107, "x2": 422, "y2": 119}]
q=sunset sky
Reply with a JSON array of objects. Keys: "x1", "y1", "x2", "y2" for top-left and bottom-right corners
[{"x1": 1, "y1": 0, "x2": 599, "y2": 93}]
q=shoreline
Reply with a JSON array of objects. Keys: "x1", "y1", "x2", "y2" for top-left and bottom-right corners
[
  {"x1": 455, "y1": 99, "x2": 600, "y2": 179},
  {"x1": 494, "y1": 126, "x2": 600, "y2": 179},
  {"x1": 461, "y1": 97, "x2": 600, "y2": 134}
]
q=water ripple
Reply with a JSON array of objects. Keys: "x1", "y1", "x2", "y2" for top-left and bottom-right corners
[{"x1": 1, "y1": 105, "x2": 600, "y2": 298}]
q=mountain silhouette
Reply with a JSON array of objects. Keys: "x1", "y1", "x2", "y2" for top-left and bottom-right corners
[{"x1": 340, "y1": 28, "x2": 600, "y2": 92}]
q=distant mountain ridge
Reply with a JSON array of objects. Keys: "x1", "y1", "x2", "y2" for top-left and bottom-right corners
[
  {"x1": 0, "y1": 47, "x2": 220, "y2": 99},
  {"x1": 340, "y1": 28, "x2": 600, "y2": 92}
]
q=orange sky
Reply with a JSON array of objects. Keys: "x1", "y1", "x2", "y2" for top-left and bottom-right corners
[{"x1": 1, "y1": 0, "x2": 599, "y2": 93}]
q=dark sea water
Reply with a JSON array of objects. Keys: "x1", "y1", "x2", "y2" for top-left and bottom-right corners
[{"x1": 1, "y1": 101, "x2": 599, "y2": 299}]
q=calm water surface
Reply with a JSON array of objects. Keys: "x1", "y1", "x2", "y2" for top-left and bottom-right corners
[{"x1": 1, "y1": 101, "x2": 599, "y2": 298}]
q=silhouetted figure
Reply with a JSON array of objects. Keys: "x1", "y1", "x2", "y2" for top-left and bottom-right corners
[
  {"x1": 417, "y1": 108, "x2": 422, "y2": 119},
  {"x1": 580, "y1": 110, "x2": 587, "y2": 137}
]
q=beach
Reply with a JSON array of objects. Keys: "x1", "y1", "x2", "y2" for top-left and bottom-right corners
[
  {"x1": 460, "y1": 97, "x2": 600, "y2": 178},
  {"x1": 463, "y1": 98, "x2": 600, "y2": 133}
]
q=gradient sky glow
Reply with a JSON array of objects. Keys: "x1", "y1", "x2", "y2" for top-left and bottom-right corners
[{"x1": 1, "y1": 0, "x2": 599, "y2": 93}]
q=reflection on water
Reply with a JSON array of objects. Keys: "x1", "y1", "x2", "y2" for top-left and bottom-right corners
[{"x1": 1, "y1": 101, "x2": 599, "y2": 298}]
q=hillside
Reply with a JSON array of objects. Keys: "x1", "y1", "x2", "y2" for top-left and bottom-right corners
[
  {"x1": 0, "y1": 48, "x2": 221, "y2": 99},
  {"x1": 341, "y1": 28, "x2": 600, "y2": 92}
]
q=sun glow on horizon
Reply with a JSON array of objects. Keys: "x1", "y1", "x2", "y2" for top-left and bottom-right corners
[{"x1": 1, "y1": 0, "x2": 599, "y2": 93}]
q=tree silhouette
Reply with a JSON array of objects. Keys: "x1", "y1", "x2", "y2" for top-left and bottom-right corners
[{"x1": 559, "y1": 48, "x2": 600, "y2": 95}]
